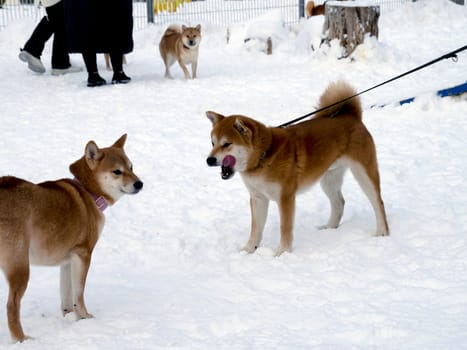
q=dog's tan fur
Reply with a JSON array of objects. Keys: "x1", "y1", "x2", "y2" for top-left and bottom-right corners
[
  {"x1": 159, "y1": 24, "x2": 201, "y2": 79},
  {"x1": 305, "y1": 0, "x2": 325, "y2": 18},
  {"x1": 104, "y1": 54, "x2": 127, "y2": 71},
  {"x1": 206, "y1": 81, "x2": 389, "y2": 256},
  {"x1": 0, "y1": 134, "x2": 142, "y2": 342}
]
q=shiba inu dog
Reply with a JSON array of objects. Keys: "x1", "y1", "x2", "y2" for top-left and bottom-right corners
[
  {"x1": 206, "y1": 81, "x2": 389, "y2": 256},
  {"x1": 159, "y1": 24, "x2": 201, "y2": 79},
  {"x1": 305, "y1": 0, "x2": 325, "y2": 18},
  {"x1": 0, "y1": 134, "x2": 143, "y2": 342}
]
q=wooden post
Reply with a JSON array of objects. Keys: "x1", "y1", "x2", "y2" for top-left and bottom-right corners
[{"x1": 322, "y1": 0, "x2": 380, "y2": 57}]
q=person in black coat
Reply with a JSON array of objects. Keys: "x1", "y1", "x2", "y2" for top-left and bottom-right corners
[{"x1": 64, "y1": 0, "x2": 133, "y2": 87}]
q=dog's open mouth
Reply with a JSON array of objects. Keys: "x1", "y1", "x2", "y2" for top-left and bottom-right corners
[{"x1": 221, "y1": 155, "x2": 236, "y2": 180}]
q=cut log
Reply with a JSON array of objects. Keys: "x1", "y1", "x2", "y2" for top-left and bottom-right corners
[{"x1": 322, "y1": 1, "x2": 380, "y2": 57}]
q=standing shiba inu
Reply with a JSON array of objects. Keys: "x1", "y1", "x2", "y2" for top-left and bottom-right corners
[
  {"x1": 0, "y1": 134, "x2": 143, "y2": 342},
  {"x1": 206, "y1": 81, "x2": 389, "y2": 256},
  {"x1": 159, "y1": 24, "x2": 201, "y2": 79}
]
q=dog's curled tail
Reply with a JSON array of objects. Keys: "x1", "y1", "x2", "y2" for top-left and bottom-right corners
[
  {"x1": 315, "y1": 81, "x2": 362, "y2": 120},
  {"x1": 163, "y1": 24, "x2": 182, "y2": 36}
]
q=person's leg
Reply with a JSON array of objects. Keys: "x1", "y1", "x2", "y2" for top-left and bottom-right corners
[
  {"x1": 19, "y1": 15, "x2": 53, "y2": 73},
  {"x1": 82, "y1": 52, "x2": 106, "y2": 87},
  {"x1": 46, "y1": 1, "x2": 70, "y2": 69},
  {"x1": 109, "y1": 53, "x2": 122, "y2": 73},
  {"x1": 110, "y1": 53, "x2": 131, "y2": 84},
  {"x1": 22, "y1": 16, "x2": 53, "y2": 59}
]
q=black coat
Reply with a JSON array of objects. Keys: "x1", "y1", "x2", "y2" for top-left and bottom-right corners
[{"x1": 64, "y1": 0, "x2": 133, "y2": 54}]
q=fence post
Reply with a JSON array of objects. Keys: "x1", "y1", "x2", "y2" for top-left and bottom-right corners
[
  {"x1": 146, "y1": 0, "x2": 154, "y2": 23},
  {"x1": 299, "y1": 0, "x2": 305, "y2": 18}
]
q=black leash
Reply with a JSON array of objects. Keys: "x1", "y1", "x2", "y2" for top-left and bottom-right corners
[{"x1": 278, "y1": 44, "x2": 467, "y2": 128}]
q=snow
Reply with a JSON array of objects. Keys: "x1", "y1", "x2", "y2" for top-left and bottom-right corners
[{"x1": 1, "y1": 0, "x2": 467, "y2": 348}]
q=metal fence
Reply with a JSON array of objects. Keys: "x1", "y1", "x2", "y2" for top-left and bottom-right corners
[{"x1": 1, "y1": 0, "x2": 418, "y2": 32}]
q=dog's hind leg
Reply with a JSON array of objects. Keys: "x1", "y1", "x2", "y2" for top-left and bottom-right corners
[
  {"x1": 4, "y1": 257, "x2": 30, "y2": 342},
  {"x1": 60, "y1": 262, "x2": 73, "y2": 316},
  {"x1": 163, "y1": 55, "x2": 175, "y2": 79},
  {"x1": 276, "y1": 195, "x2": 296, "y2": 256},
  {"x1": 350, "y1": 160, "x2": 389, "y2": 236},
  {"x1": 70, "y1": 253, "x2": 94, "y2": 319},
  {"x1": 243, "y1": 193, "x2": 269, "y2": 253},
  {"x1": 319, "y1": 164, "x2": 347, "y2": 229}
]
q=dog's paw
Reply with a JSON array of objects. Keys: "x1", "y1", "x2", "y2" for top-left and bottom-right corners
[
  {"x1": 81, "y1": 311, "x2": 94, "y2": 319},
  {"x1": 274, "y1": 245, "x2": 291, "y2": 257},
  {"x1": 317, "y1": 223, "x2": 339, "y2": 230},
  {"x1": 374, "y1": 230, "x2": 390, "y2": 237},
  {"x1": 12, "y1": 334, "x2": 34, "y2": 343},
  {"x1": 241, "y1": 242, "x2": 258, "y2": 254},
  {"x1": 62, "y1": 308, "x2": 74, "y2": 317},
  {"x1": 74, "y1": 305, "x2": 94, "y2": 320}
]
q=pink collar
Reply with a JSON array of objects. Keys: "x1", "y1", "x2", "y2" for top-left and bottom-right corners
[
  {"x1": 91, "y1": 193, "x2": 108, "y2": 212},
  {"x1": 72, "y1": 178, "x2": 108, "y2": 212}
]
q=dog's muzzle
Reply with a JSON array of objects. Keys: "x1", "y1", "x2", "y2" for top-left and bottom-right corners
[
  {"x1": 206, "y1": 157, "x2": 218, "y2": 166},
  {"x1": 133, "y1": 180, "x2": 143, "y2": 192},
  {"x1": 206, "y1": 155, "x2": 236, "y2": 180}
]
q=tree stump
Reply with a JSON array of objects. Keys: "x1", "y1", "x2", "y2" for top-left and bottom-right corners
[{"x1": 322, "y1": 1, "x2": 380, "y2": 57}]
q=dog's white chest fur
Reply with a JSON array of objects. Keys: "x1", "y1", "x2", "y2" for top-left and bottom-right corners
[
  {"x1": 181, "y1": 47, "x2": 198, "y2": 64},
  {"x1": 241, "y1": 174, "x2": 281, "y2": 201}
]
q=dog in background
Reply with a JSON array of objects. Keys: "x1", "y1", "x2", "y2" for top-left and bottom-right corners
[
  {"x1": 159, "y1": 24, "x2": 202, "y2": 79},
  {"x1": 305, "y1": 0, "x2": 326, "y2": 17},
  {"x1": 0, "y1": 134, "x2": 143, "y2": 342},
  {"x1": 104, "y1": 53, "x2": 127, "y2": 71},
  {"x1": 206, "y1": 81, "x2": 389, "y2": 256}
]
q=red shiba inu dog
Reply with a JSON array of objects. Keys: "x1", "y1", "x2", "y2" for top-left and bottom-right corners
[
  {"x1": 206, "y1": 81, "x2": 389, "y2": 256},
  {"x1": 305, "y1": 0, "x2": 326, "y2": 18},
  {"x1": 159, "y1": 24, "x2": 202, "y2": 79},
  {"x1": 0, "y1": 134, "x2": 143, "y2": 342}
]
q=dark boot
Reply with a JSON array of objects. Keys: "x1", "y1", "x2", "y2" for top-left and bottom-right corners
[
  {"x1": 87, "y1": 72, "x2": 106, "y2": 87},
  {"x1": 112, "y1": 71, "x2": 131, "y2": 84}
]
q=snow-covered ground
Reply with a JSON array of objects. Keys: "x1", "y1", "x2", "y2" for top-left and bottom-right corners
[{"x1": 1, "y1": 0, "x2": 467, "y2": 348}]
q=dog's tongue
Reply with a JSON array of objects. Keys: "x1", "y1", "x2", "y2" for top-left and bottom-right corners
[
  {"x1": 221, "y1": 155, "x2": 236, "y2": 180},
  {"x1": 222, "y1": 155, "x2": 236, "y2": 168}
]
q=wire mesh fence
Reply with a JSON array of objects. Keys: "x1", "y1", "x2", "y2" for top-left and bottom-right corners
[
  {"x1": 1, "y1": 0, "x2": 416, "y2": 32},
  {"x1": 146, "y1": 0, "x2": 300, "y2": 26}
]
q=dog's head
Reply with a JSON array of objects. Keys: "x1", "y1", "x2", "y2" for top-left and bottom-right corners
[
  {"x1": 205, "y1": 111, "x2": 270, "y2": 180},
  {"x1": 181, "y1": 24, "x2": 201, "y2": 49},
  {"x1": 70, "y1": 134, "x2": 143, "y2": 204}
]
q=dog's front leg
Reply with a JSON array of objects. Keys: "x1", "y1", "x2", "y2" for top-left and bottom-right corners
[
  {"x1": 70, "y1": 252, "x2": 94, "y2": 319},
  {"x1": 60, "y1": 262, "x2": 73, "y2": 316},
  {"x1": 191, "y1": 61, "x2": 197, "y2": 79},
  {"x1": 178, "y1": 59, "x2": 191, "y2": 79},
  {"x1": 243, "y1": 193, "x2": 269, "y2": 253},
  {"x1": 276, "y1": 195, "x2": 295, "y2": 256}
]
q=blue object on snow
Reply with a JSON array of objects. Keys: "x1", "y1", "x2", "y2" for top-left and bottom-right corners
[
  {"x1": 399, "y1": 81, "x2": 467, "y2": 106},
  {"x1": 372, "y1": 81, "x2": 467, "y2": 108}
]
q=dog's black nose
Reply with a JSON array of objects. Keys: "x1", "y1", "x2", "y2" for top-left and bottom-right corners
[
  {"x1": 206, "y1": 157, "x2": 217, "y2": 166},
  {"x1": 134, "y1": 181, "x2": 143, "y2": 191}
]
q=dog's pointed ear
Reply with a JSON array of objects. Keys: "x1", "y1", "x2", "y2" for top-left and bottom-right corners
[
  {"x1": 85, "y1": 141, "x2": 103, "y2": 169},
  {"x1": 206, "y1": 111, "x2": 224, "y2": 125},
  {"x1": 234, "y1": 118, "x2": 251, "y2": 137},
  {"x1": 112, "y1": 134, "x2": 127, "y2": 149},
  {"x1": 196, "y1": 24, "x2": 201, "y2": 31},
  {"x1": 182, "y1": 24, "x2": 187, "y2": 31}
]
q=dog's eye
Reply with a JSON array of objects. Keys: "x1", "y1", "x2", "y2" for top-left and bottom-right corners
[
  {"x1": 222, "y1": 143, "x2": 232, "y2": 148},
  {"x1": 113, "y1": 170, "x2": 123, "y2": 175}
]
